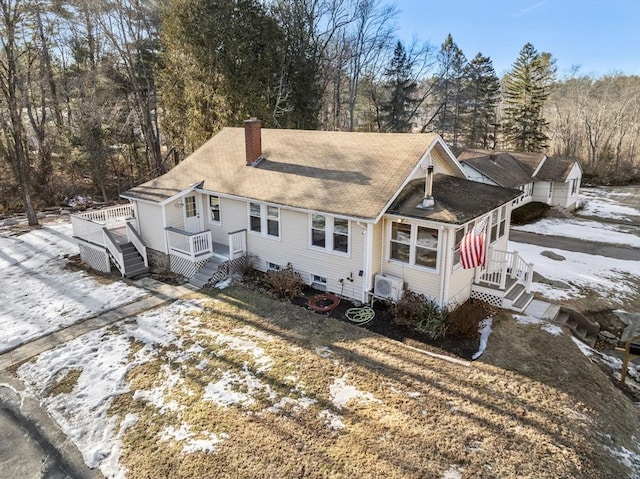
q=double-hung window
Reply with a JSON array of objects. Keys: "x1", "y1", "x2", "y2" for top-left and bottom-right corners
[
  {"x1": 490, "y1": 206, "x2": 507, "y2": 243},
  {"x1": 209, "y1": 195, "x2": 220, "y2": 223},
  {"x1": 389, "y1": 221, "x2": 439, "y2": 270},
  {"x1": 249, "y1": 202, "x2": 280, "y2": 238},
  {"x1": 309, "y1": 214, "x2": 349, "y2": 254},
  {"x1": 453, "y1": 225, "x2": 468, "y2": 268}
]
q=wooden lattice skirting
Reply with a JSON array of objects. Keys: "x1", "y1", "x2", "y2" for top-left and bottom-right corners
[{"x1": 78, "y1": 240, "x2": 112, "y2": 274}]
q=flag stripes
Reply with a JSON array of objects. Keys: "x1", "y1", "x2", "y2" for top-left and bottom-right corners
[{"x1": 460, "y1": 217, "x2": 488, "y2": 269}]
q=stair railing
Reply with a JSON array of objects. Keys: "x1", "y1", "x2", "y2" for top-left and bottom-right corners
[
  {"x1": 126, "y1": 220, "x2": 148, "y2": 267},
  {"x1": 103, "y1": 228, "x2": 125, "y2": 276},
  {"x1": 228, "y1": 229, "x2": 247, "y2": 259}
]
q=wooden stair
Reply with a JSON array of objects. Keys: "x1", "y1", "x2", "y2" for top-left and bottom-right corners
[
  {"x1": 189, "y1": 255, "x2": 226, "y2": 288},
  {"x1": 120, "y1": 243, "x2": 149, "y2": 279}
]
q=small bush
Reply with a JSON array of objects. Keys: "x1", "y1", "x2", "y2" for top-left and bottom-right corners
[
  {"x1": 393, "y1": 291, "x2": 449, "y2": 339},
  {"x1": 265, "y1": 263, "x2": 304, "y2": 300}
]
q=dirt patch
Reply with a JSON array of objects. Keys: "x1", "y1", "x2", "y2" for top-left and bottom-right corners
[
  {"x1": 45, "y1": 368, "x2": 83, "y2": 397},
  {"x1": 291, "y1": 286, "x2": 484, "y2": 360}
]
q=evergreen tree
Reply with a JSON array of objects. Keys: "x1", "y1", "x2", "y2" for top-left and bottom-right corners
[
  {"x1": 380, "y1": 41, "x2": 419, "y2": 132},
  {"x1": 464, "y1": 53, "x2": 500, "y2": 148},
  {"x1": 431, "y1": 34, "x2": 467, "y2": 145},
  {"x1": 502, "y1": 42, "x2": 556, "y2": 151}
]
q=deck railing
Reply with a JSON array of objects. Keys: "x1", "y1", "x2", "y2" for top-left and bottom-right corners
[
  {"x1": 478, "y1": 248, "x2": 534, "y2": 293},
  {"x1": 126, "y1": 220, "x2": 148, "y2": 267},
  {"x1": 103, "y1": 228, "x2": 125, "y2": 276},
  {"x1": 71, "y1": 203, "x2": 135, "y2": 245},
  {"x1": 74, "y1": 204, "x2": 134, "y2": 227},
  {"x1": 228, "y1": 229, "x2": 247, "y2": 260},
  {"x1": 165, "y1": 227, "x2": 213, "y2": 261}
]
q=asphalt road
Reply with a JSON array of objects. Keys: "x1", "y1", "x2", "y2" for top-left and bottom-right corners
[
  {"x1": 510, "y1": 230, "x2": 640, "y2": 261},
  {"x1": 0, "y1": 372, "x2": 101, "y2": 479}
]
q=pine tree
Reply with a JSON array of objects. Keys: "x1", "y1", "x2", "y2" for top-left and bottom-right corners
[
  {"x1": 431, "y1": 34, "x2": 467, "y2": 145},
  {"x1": 380, "y1": 41, "x2": 419, "y2": 132},
  {"x1": 464, "y1": 53, "x2": 501, "y2": 148},
  {"x1": 502, "y1": 43, "x2": 556, "y2": 152}
]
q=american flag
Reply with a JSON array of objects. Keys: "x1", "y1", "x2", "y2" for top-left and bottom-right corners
[{"x1": 460, "y1": 217, "x2": 488, "y2": 269}]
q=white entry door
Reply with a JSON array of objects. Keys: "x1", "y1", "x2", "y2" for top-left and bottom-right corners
[{"x1": 183, "y1": 195, "x2": 201, "y2": 232}]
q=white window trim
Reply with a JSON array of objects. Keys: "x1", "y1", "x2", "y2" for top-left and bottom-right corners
[
  {"x1": 490, "y1": 206, "x2": 507, "y2": 244},
  {"x1": 248, "y1": 202, "x2": 281, "y2": 239},
  {"x1": 452, "y1": 223, "x2": 469, "y2": 271},
  {"x1": 387, "y1": 220, "x2": 440, "y2": 273},
  {"x1": 308, "y1": 214, "x2": 351, "y2": 257},
  {"x1": 208, "y1": 194, "x2": 221, "y2": 225}
]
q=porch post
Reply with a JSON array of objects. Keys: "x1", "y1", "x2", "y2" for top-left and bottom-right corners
[
  {"x1": 525, "y1": 262, "x2": 534, "y2": 293},
  {"x1": 510, "y1": 251, "x2": 519, "y2": 278}
]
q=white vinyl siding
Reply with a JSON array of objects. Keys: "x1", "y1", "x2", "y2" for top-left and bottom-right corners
[{"x1": 136, "y1": 201, "x2": 165, "y2": 252}]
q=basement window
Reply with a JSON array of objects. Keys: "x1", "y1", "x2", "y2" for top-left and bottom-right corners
[
  {"x1": 311, "y1": 274, "x2": 327, "y2": 291},
  {"x1": 266, "y1": 262, "x2": 281, "y2": 272}
]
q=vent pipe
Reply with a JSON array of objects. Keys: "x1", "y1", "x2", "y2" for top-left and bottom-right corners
[{"x1": 420, "y1": 164, "x2": 435, "y2": 209}]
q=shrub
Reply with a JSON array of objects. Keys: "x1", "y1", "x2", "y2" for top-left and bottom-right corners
[
  {"x1": 265, "y1": 263, "x2": 304, "y2": 300},
  {"x1": 393, "y1": 291, "x2": 449, "y2": 339},
  {"x1": 511, "y1": 202, "x2": 550, "y2": 225}
]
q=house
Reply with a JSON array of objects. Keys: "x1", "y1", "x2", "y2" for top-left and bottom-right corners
[
  {"x1": 71, "y1": 120, "x2": 535, "y2": 312},
  {"x1": 458, "y1": 149, "x2": 582, "y2": 211}
]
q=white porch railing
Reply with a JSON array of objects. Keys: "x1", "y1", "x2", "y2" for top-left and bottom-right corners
[
  {"x1": 476, "y1": 248, "x2": 534, "y2": 293},
  {"x1": 126, "y1": 220, "x2": 148, "y2": 267},
  {"x1": 74, "y1": 204, "x2": 134, "y2": 227},
  {"x1": 228, "y1": 229, "x2": 247, "y2": 260},
  {"x1": 71, "y1": 203, "x2": 135, "y2": 245},
  {"x1": 103, "y1": 228, "x2": 125, "y2": 276},
  {"x1": 165, "y1": 227, "x2": 213, "y2": 261}
]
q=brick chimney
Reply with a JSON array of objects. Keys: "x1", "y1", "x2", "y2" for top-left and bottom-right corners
[{"x1": 244, "y1": 118, "x2": 262, "y2": 166}]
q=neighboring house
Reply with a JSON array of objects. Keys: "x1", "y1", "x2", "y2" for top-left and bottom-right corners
[
  {"x1": 458, "y1": 149, "x2": 582, "y2": 210},
  {"x1": 71, "y1": 120, "x2": 535, "y2": 312}
]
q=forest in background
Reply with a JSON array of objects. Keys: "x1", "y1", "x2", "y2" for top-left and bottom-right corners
[{"x1": 1, "y1": 0, "x2": 639, "y2": 225}]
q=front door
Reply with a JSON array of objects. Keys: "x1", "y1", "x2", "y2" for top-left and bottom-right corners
[{"x1": 183, "y1": 195, "x2": 201, "y2": 232}]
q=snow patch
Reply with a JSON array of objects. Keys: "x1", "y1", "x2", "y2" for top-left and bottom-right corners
[
  {"x1": 160, "y1": 423, "x2": 228, "y2": 454},
  {"x1": 442, "y1": 465, "x2": 464, "y2": 479},
  {"x1": 329, "y1": 375, "x2": 380, "y2": 410},
  {"x1": 319, "y1": 410, "x2": 345, "y2": 430},
  {"x1": 203, "y1": 370, "x2": 276, "y2": 407},
  {"x1": 472, "y1": 317, "x2": 493, "y2": 360}
]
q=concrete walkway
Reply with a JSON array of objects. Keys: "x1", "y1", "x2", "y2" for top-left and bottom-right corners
[
  {"x1": 510, "y1": 230, "x2": 640, "y2": 261},
  {"x1": 0, "y1": 278, "x2": 198, "y2": 371}
]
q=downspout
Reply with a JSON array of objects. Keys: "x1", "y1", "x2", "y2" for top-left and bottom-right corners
[
  {"x1": 357, "y1": 221, "x2": 369, "y2": 304},
  {"x1": 162, "y1": 202, "x2": 168, "y2": 254},
  {"x1": 439, "y1": 228, "x2": 448, "y2": 308}
]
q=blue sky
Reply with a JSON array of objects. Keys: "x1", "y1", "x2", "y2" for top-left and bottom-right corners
[{"x1": 392, "y1": 0, "x2": 640, "y2": 77}]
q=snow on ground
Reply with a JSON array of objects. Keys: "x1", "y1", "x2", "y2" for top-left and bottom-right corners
[
  {"x1": 578, "y1": 187, "x2": 640, "y2": 222},
  {"x1": 512, "y1": 217, "x2": 640, "y2": 248},
  {"x1": 508, "y1": 241, "x2": 640, "y2": 301},
  {"x1": 472, "y1": 317, "x2": 493, "y2": 360},
  {"x1": 0, "y1": 221, "x2": 147, "y2": 353},
  {"x1": 513, "y1": 314, "x2": 565, "y2": 336},
  {"x1": 17, "y1": 298, "x2": 205, "y2": 479}
]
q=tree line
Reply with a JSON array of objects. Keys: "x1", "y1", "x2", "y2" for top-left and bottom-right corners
[{"x1": 1, "y1": 0, "x2": 638, "y2": 225}]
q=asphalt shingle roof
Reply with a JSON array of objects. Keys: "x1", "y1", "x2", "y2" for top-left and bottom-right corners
[
  {"x1": 387, "y1": 174, "x2": 522, "y2": 225},
  {"x1": 124, "y1": 128, "x2": 442, "y2": 219}
]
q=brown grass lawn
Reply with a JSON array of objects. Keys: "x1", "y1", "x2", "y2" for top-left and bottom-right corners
[{"x1": 111, "y1": 286, "x2": 639, "y2": 479}]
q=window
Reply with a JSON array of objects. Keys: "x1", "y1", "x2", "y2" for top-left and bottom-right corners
[
  {"x1": 209, "y1": 195, "x2": 220, "y2": 223},
  {"x1": 570, "y1": 178, "x2": 578, "y2": 195},
  {"x1": 249, "y1": 203, "x2": 280, "y2": 238},
  {"x1": 333, "y1": 219, "x2": 349, "y2": 253},
  {"x1": 390, "y1": 222, "x2": 411, "y2": 263},
  {"x1": 309, "y1": 214, "x2": 350, "y2": 254},
  {"x1": 453, "y1": 225, "x2": 467, "y2": 267},
  {"x1": 267, "y1": 207, "x2": 279, "y2": 237},
  {"x1": 490, "y1": 206, "x2": 507, "y2": 243},
  {"x1": 266, "y1": 262, "x2": 280, "y2": 271},
  {"x1": 311, "y1": 215, "x2": 326, "y2": 248},
  {"x1": 389, "y1": 221, "x2": 439, "y2": 270},
  {"x1": 185, "y1": 196, "x2": 196, "y2": 218},
  {"x1": 250, "y1": 202, "x2": 261, "y2": 233},
  {"x1": 311, "y1": 274, "x2": 327, "y2": 291}
]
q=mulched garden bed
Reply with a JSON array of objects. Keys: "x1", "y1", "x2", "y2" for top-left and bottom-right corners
[{"x1": 292, "y1": 286, "x2": 483, "y2": 360}]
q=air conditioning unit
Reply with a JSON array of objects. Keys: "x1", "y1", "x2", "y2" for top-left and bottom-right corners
[{"x1": 374, "y1": 273, "x2": 404, "y2": 301}]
